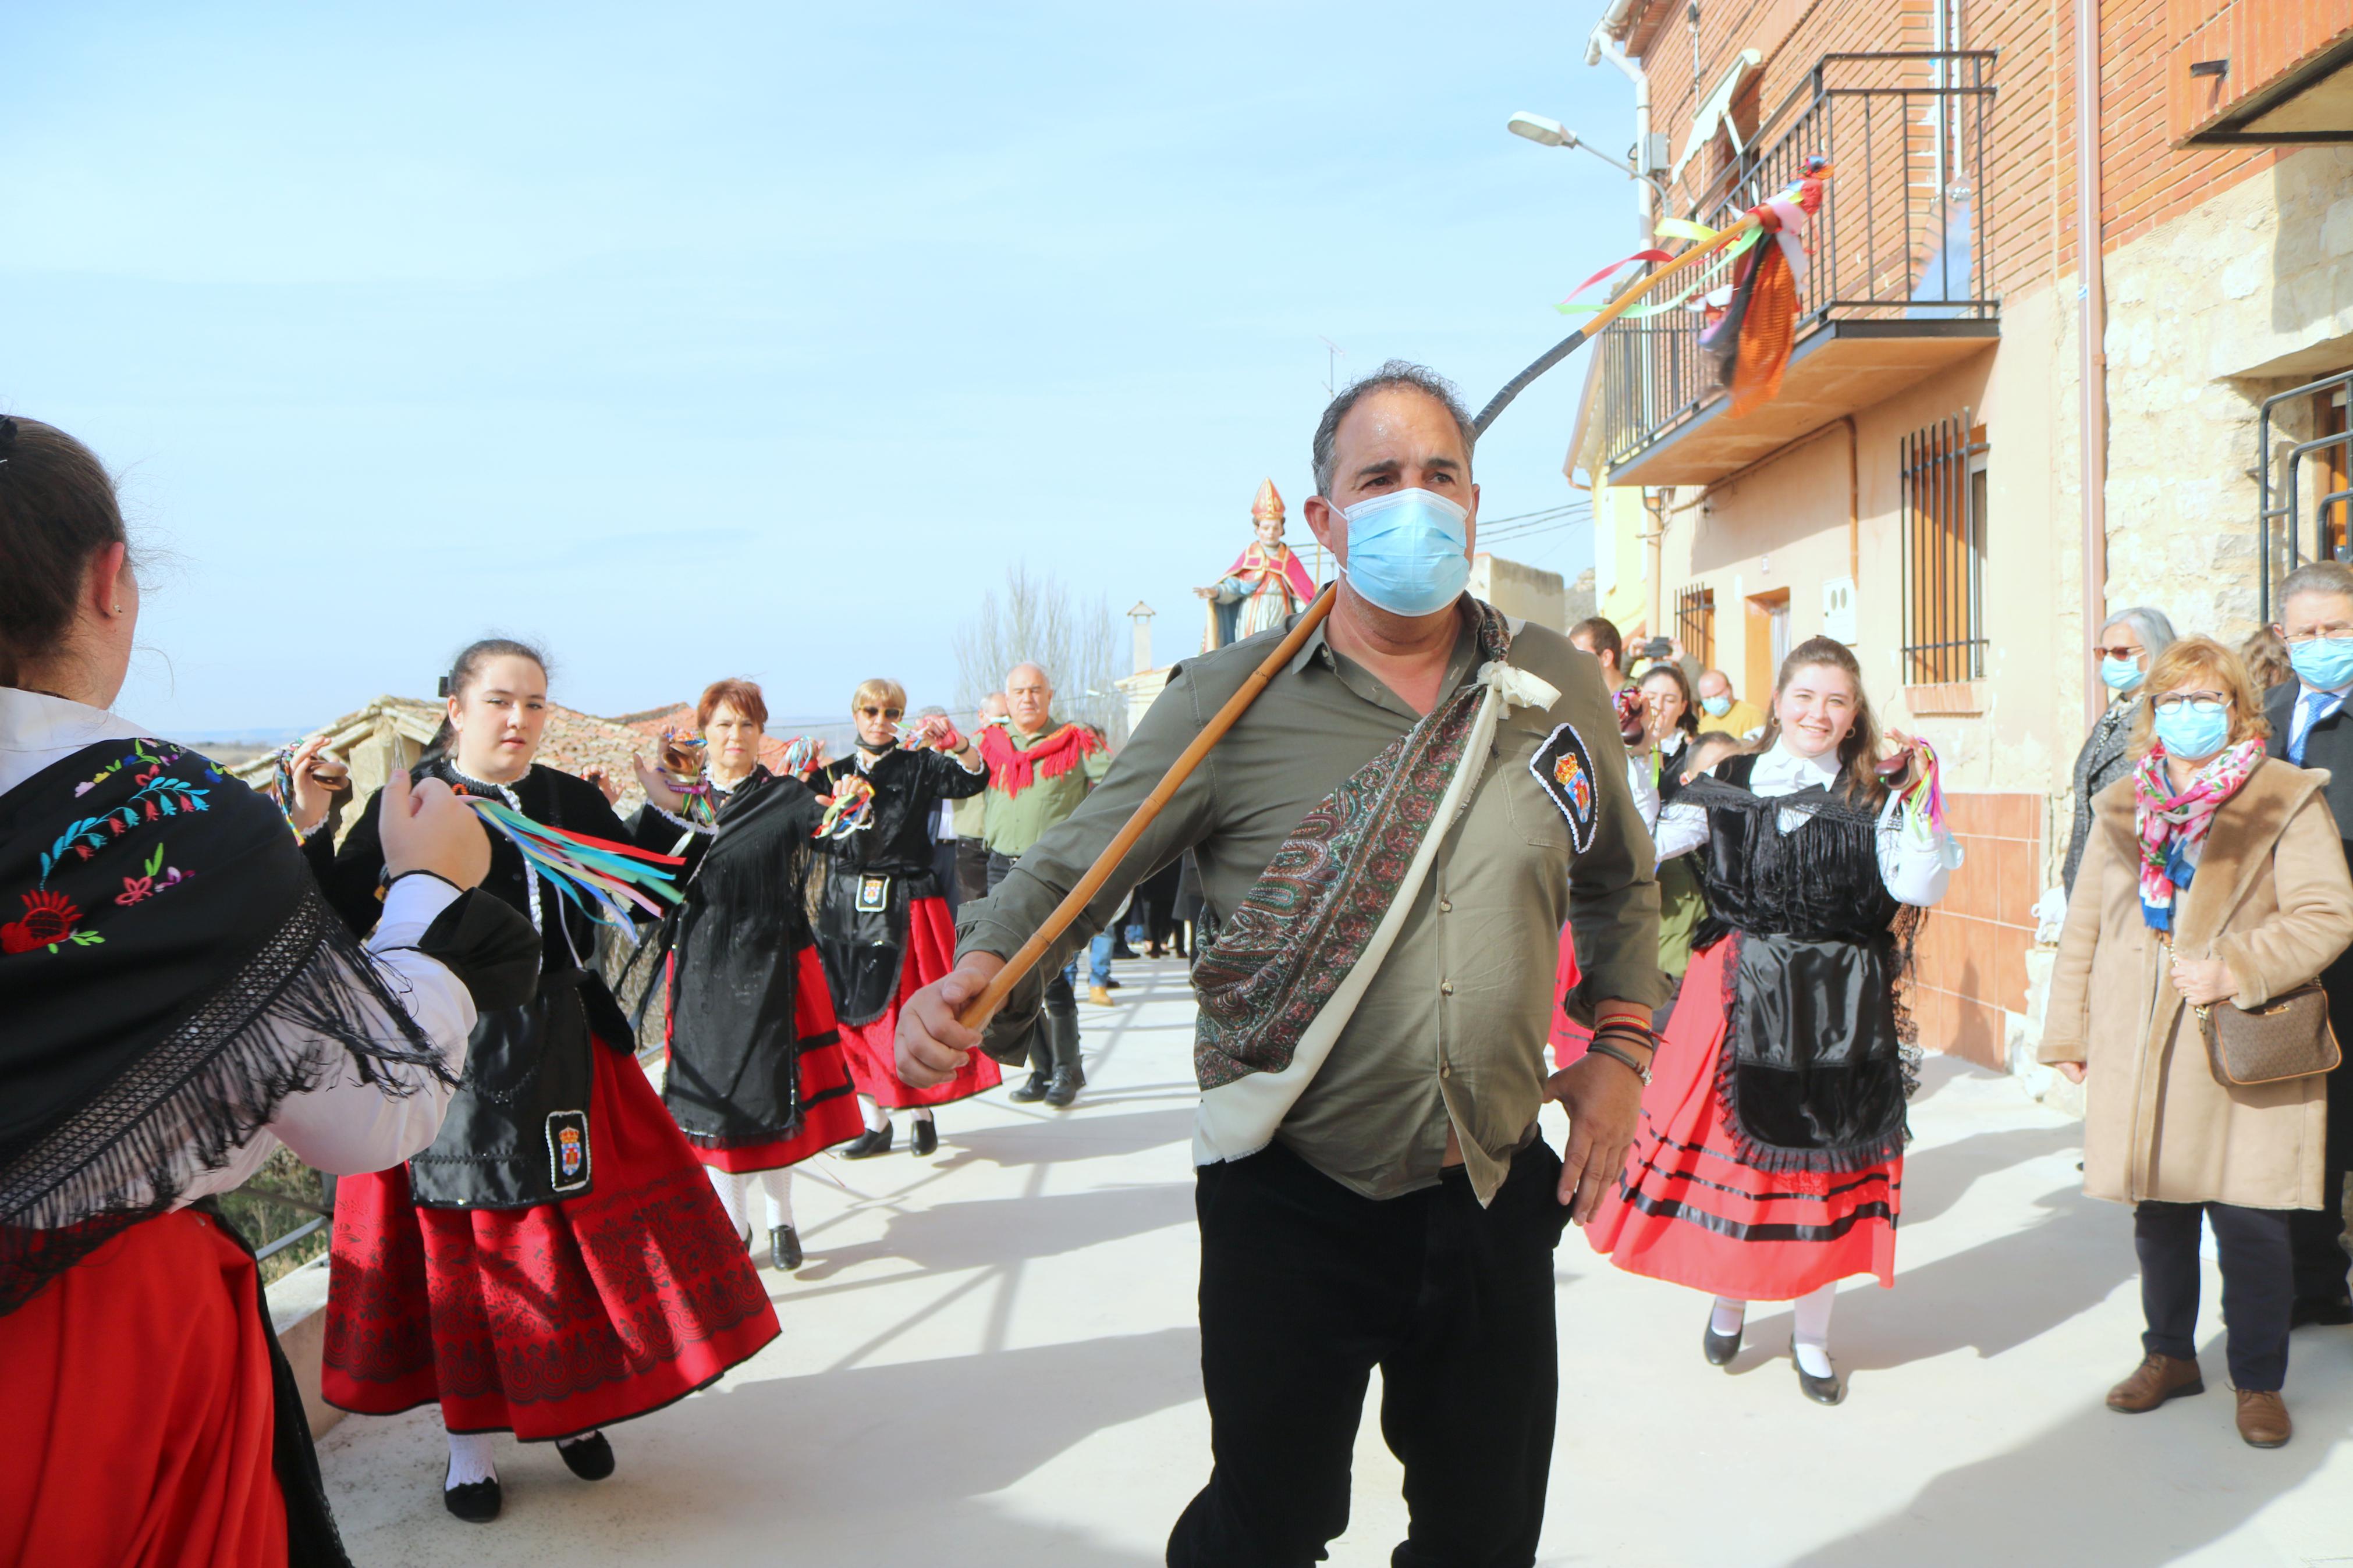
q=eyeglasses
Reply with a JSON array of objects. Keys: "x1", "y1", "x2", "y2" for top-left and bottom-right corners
[
  {"x1": 2281, "y1": 626, "x2": 2353, "y2": 645},
  {"x1": 859, "y1": 706, "x2": 903, "y2": 720},
  {"x1": 2149, "y1": 694, "x2": 2229, "y2": 714},
  {"x1": 2091, "y1": 643, "x2": 2143, "y2": 662}
]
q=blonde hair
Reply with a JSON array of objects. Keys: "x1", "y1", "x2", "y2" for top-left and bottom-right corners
[
  {"x1": 2127, "y1": 635, "x2": 2270, "y2": 759},
  {"x1": 851, "y1": 677, "x2": 907, "y2": 714}
]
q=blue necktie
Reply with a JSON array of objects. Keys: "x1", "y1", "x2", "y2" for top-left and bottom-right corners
[{"x1": 2294, "y1": 691, "x2": 2340, "y2": 765}]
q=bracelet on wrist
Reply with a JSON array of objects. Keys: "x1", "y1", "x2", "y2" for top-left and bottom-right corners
[{"x1": 1585, "y1": 1039, "x2": 1653, "y2": 1085}]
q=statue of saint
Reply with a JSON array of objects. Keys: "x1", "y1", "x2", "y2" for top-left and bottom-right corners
[{"x1": 1197, "y1": 479, "x2": 1318, "y2": 649}]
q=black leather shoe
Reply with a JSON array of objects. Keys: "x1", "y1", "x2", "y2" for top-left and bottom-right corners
[
  {"x1": 1009, "y1": 1072, "x2": 1049, "y2": 1104},
  {"x1": 841, "y1": 1125, "x2": 893, "y2": 1159},
  {"x1": 910, "y1": 1118, "x2": 938, "y2": 1156},
  {"x1": 1703, "y1": 1320, "x2": 1742, "y2": 1367},
  {"x1": 2290, "y1": 1294, "x2": 2353, "y2": 1328},
  {"x1": 770, "y1": 1225, "x2": 803, "y2": 1271},
  {"x1": 556, "y1": 1431, "x2": 615, "y2": 1481},
  {"x1": 1795, "y1": 1350, "x2": 1846, "y2": 1406},
  {"x1": 1045, "y1": 1068, "x2": 1083, "y2": 1108},
  {"x1": 444, "y1": 1475, "x2": 502, "y2": 1523}
]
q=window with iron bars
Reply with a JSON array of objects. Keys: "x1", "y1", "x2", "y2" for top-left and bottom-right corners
[
  {"x1": 1675, "y1": 585, "x2": 1716, "y2": 671},
  {"x1": 1901, "y1": 410, "x2": 1989, "y2": 684}
]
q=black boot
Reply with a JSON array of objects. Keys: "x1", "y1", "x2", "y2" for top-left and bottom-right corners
[
  {"x1": 1007, "y1": 1025, "x2": 1051, "y2": 1103},
  {"x1": 841, "y1": 1123, "x2": 893, "y2": 1158},
  {"x1": 1043, "y1": 1010, "x2": 1085, "y2": 1109},
  {"x1": 770, "y1": 1225, "x2": 803, "y2": 1271}
]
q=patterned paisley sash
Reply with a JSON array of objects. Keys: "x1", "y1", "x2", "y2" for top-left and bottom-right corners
[{"x1": 1189, "y1": 603, "x2": 1560, "y2": 1167}]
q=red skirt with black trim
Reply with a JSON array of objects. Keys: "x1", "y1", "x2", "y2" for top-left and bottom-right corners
[
  {"x1": 680, "y1": 944, "x2": 865, "y2": 1174},
  {"x1": 322, "y1": 1040, "x2": 781, "y2": 1440},
  {"x1": 1585, "y1": 938, "x2": 1901, "y2": 1299},
  {"x1": 0, "y1": 1210, "x2": 288, "y2": 1567},
  {"x1": 837, "y1": 895, "x2": 1002, "y2": 1110}
]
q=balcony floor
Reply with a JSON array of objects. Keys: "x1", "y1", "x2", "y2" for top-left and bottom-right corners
[
  {"x1": 317, "y1": 956, "x2": 2353, "y2": 1566},
  {"x1": 1612, "y1": 318, "x2": 1999, "y2": 487}
]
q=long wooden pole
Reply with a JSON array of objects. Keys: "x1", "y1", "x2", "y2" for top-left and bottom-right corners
[
  {"x1": 957, "y1": 582, "x2": 1337, "y2": 1029},
  {"x1": 954, "y1": 207, "x2": 1779, "y2": 1032}
]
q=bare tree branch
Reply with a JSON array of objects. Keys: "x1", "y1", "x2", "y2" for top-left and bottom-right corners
[{"x1": 952, "y1": 564, "x2": 1126, "y2": 745}]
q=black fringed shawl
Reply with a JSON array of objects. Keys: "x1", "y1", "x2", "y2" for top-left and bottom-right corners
[
  {"x1": 1678, "y1": 753, "x2": 1923, "y2": 1173},
  {"x1": 648, "y1": 768, "x2": 839, "y2": 1145},
  {"x1": 0, "y1": 738, "x2": 455, "y2": 1317}
]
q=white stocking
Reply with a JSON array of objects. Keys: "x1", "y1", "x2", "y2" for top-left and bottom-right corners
[
  {"x1": 445, "y1": 1430, "x2": 497, "y2": 1488},
  {"x1": 1791, "y1": 1283, "x2": 1837, "y2": 1378},
  {"x1": 1710, "y1": 1296, "x2": 1747, "y2": 1338},
  {"x1": 858, "y1": 1096, "x2": 889, "y2": 1133},
  {"x1": 705, "y1": 1165, "x2": 752, "y2": 1238},
  {"x1": 911, "y1": 1104, "x2": 934, "y2": 1123},
  {"x1": 760, "y1": 1168, "x2": 795, "y2": 1232}
]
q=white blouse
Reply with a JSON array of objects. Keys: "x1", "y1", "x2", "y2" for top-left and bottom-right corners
[
  {"x1": 1, "y1": 688, "x2": 477, "y2": 1208},
  {"x1": 1652, "y1": 738, "x2": 1961, "y2": 908}
]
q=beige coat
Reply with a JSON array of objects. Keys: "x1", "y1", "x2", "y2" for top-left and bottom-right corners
[{"x1": 2040, "y1": 758, "x2": 2353, "y2": 1209}]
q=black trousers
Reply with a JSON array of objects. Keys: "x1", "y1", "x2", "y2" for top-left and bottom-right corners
[
  {"x1": 983, "y1": 852, "x2": 1074, "y2": 1082},
  {"x1": 954, "y1": 837, "x2": 992, "y2": 909},
  {"x1": 2294, "y1": 963, "x2": 2353, "y2": 1301},
  {"x1": 2136, "y1": 1200, "x2": 2293, "y2": 1392},
  {"x1": 1167, "y1": 1139, "x2": 1569, "y2": 1568}
]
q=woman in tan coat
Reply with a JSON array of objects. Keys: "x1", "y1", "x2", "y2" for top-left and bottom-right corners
[{"x1": 2041, "y1": 636, "x2": 2353, "y2": 1450}]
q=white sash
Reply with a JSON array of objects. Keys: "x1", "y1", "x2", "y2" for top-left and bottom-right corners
[{"x1": 1190, "y1": 655, "x2": 1560, "y2": 1168}]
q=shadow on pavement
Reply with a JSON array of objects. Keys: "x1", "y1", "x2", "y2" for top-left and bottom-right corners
[
  {"x1": 793, "y1": 1181, "x2": 1195, "y2": 1282},
  {"x1": 1783, "y1": 1353, "x2": 2347, "y2": 1568}
]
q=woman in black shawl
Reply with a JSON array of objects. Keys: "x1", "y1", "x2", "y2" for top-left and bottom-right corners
[
  {"x1": 0, "y1": 417, "x2": 521, "y2": 1567},
  {"x1": 816, "y1": 678, "x2": 993, "y2": 1157},
  {"x1": 314, "y1": 641, "x2": 779, "y2": 1523},
  {"x1": 635, "y1": 678, "x2": 862, "y2": 1271}
]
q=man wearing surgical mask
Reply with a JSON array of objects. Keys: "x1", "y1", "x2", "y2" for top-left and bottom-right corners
[
  {"x1": 903, "y1": 360, "x2": 1664, "y2": 1566},
  {"x1": 2266, "y1": 561, "x2": 2353, "y2": 1330},
  {"x1": 2063, "y1": 607, "x2": 2177, "y2": 895}
]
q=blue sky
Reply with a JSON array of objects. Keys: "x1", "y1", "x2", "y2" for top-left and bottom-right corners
[{"x1": 6, "y1": 2, "x2": 1634, "y2": 735}]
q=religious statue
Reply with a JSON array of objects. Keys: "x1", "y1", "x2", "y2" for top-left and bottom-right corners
[{"x1": 1197, "y1": 478, "x2": 1318, "y2": 650}]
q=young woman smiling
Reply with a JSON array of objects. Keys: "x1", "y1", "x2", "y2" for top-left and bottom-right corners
[{"x1": 1587, "y1": 637, "x2": 1961, "y2": 1406}]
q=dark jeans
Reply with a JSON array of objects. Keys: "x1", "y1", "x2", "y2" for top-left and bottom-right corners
[
  {"x1": 954, "y1": 838, "x2": 993, "y2": 909},
  {"x1": 1167, "y1": 1139, "x2": 1569, "y2": 1568},
  {"x1": 2136, "y1": 1200, "x2": 2293, "y2": 1392},
  {"x1": 984, "y1": 852, "x2": 1075, "y2": 1078}
]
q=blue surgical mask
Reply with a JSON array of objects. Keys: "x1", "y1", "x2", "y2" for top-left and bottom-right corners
[
  {"x1": 2288, "y1": 635, "x2": 2353, "y2": 692},
  {"x1": 2099, "y1": 656, "x2": 2143, "y2": 692},
  {"x1": 1701, "y1": 694, "x2": 1733, "y2": 716},
  {"x1": 2153, "y1": 701, "x2": 2231, "y2": 761},
  {"x1": 1339, "y1": 488, "x2": 1471, "y2": 618}
]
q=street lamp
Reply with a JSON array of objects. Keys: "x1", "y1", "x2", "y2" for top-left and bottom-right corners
[{"x1": 1506, "y1": 110, "x2": 1671, "y2": 208}]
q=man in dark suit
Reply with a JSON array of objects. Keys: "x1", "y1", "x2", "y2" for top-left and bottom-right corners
[{"x1": 2267, "y1": 560, "x2": 2353, "y2": 1325}]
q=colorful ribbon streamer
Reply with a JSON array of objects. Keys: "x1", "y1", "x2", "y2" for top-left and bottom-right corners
[
  {"x1": 776, "y1": 735, "x2": 825, "y2": 780},
  {"x1": 460, "y1": 794, "x2": 684, "y2": 926},
  {"x1": 1898, "y1": 739, "x2": 1946, "y2": 845},
  {"x1": 813, "y1": 773, "x2": 876, "y2": 840}
]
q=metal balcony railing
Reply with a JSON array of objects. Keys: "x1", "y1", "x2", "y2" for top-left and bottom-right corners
[{"x1": 1598, "y1": 51, "x2": 1998, "y2": 471}]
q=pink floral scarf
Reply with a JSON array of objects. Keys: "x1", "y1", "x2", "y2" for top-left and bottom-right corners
[{"x1": 2132, "y1": 737, "x2": 2263, "y2": 931}]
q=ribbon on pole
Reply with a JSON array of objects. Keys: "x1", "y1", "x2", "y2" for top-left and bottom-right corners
[{"x1": 459, "y1": 794, "x2": 684, "y2": 926}]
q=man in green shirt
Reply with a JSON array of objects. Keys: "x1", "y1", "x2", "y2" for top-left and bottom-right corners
[
  {"x1": 974, "y1": 663, "x2": 1110, "y2": 1106},
  {"x1": 900, "y1": 362, "x2": 1664, "y2": 1566}
]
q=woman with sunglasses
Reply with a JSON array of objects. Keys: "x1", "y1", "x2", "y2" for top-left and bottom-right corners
[
  {"x1": 2064, "y1": 608, "x2": 2177, "y2": 895},
  {"x1": 2041, "y1": 636, "x2": 2353, "y2": 1449},
  {"x1": 817, "y1": 678, "x2": 995, "y2": 1156}
]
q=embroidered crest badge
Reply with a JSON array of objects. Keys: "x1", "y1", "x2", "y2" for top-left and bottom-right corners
[
  {"x1": 857, "y1": 873, "x2": 891, "y2": 913},
  {"x1": 1528, "y1": 723, "x2": 1601, "y2": 853},
  {"x1": 546, "y1": 1110, "x2": 591, "y2": 1194}
]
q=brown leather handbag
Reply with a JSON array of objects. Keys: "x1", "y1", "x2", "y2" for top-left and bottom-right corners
[{"x1": 2195, "y1": 983, "x2": 2342, "y2": 1086}]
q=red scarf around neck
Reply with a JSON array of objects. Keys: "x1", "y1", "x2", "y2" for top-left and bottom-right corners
[{"x1": 978, "y1": 721, "x2": 1102, "y2": 797}]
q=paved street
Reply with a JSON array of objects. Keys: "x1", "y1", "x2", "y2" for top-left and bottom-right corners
[{"x1": 320, "y1": 958, "x2": 2353, "y2": 1566}]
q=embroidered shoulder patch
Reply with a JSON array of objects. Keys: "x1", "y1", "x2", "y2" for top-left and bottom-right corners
[
  {"x1": 1528, "y1": 723, "x2": 1600, "y2": 854},
  {"x1": 546, "y1": 1109, "x2": 592, "y2": 1194}
]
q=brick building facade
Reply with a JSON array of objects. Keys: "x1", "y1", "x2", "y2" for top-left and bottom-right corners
[{"x1": 1571, "y1": 0, "x2": 2353, "y2": 1073}]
